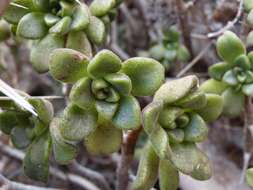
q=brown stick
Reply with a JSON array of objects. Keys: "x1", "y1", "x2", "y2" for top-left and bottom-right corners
[
  {"x1": 0, "y1": 0, "x2": 11, "y2": 16},
  {"x1": 116, "y1": 128, "x2": 142, "y2": 190}
]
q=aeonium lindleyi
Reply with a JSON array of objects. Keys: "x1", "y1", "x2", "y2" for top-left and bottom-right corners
[
  {"x1": 201, "y1": 31, "x2": 253, "y2": 117},
  {"x1": 48, "y1": 48, "x2": 165, "y2": 163},
  {"x1": 133, "y1": 75, "x2": 223, "y2": 190}
]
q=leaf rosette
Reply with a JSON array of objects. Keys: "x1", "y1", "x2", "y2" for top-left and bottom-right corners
[
  {"x1": 48, "y1": 48, "x2": 164, "y2": 161},
  {"x1": 133, "y1": 75, "x2": 223, "y2": 190}
]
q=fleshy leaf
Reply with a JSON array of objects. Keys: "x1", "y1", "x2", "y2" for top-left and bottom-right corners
[
  {"x1": 50, "y1": 118, "x2": 78, "y2": 165},
  {"x1": 222, "y1": 70, "x2": 238, "y2": 86},
  {"x1": 200, "y1": 79, "x2": 228, "y2": 95},
  {"x1": 177, "y1": 45, "x2": 191, "y2": 62},
  {"x1": 242, "y1": 84, "x2": 253, "y2": 97},
  {"x1": 158, "y1": 107, "x2": 184, "y2": 129},
  {"x1": 233, "y1": 54, "x2": 251, "y2": 69},
  {"x1": 168, "y1": 129, "x2": 184, "y2": 143},
  {"x1": 11, "y1": 126, "x2": 31, "y2": 149},
  {"x1": 132, "y1": 142, "x2": 159, "y2": 190},
  {"x1": 196, "y1": 94, "x2": 224, "y2": 123},
  {"x1": 60, "y1": 104, "x2": 98, "y2": 141},
  {"x1": 208, "y1": 62, "x2": 232, "y2": 81},
  {"x1": 0, "y1": 20, "x2": 10, "y2": 42},
  {"x1": 248, "y1": 10, "x2": 253, "y2": 26},
  {"x1": 170, "y1": 143, "x2": 212, "y2": 180},
  {"x1": 143, "y1": 101, "x2": 171, "y2": 159},
  {"x1": 44, "y1": 14, "x2": 60, "y2": 27},
  {"x1": 84, "y1": 122, "x2": 122, "y2": 155},
  {"x1": 23, "y1": 132, "x2": 52, "y2": 182},
  {"x1": 149, "y1": 44, "x2": 166, "y2": 61},
  {"x1": 49, "y1": 48, "x2": 89, "y2": 83},
  {"x1": 30, "y1": 34, "x2": 64, "y2": 73},
  {"x1": 66, "y1": 31, "x2": 92, "y2": 58},
  {"x1": 112, "y1": 96, "x2": 141, "y2": 130},
  {"x1": 87, "y1": 49, "x2": 122, "y2": 78},
  {"x1": 71, "y1": 4, "x2": 90, "y2": 31},
  {"x1": 69, "y1": 77, "x2": 95, "y2": 110},
  {"x1": 216, "y1": 31, "x2": 246, "y2": 63},
  {"x1": 184, "y1": 114, "x2": 208, "y2": 142},
  {"x1": 246, "y1": 168, "x2": 253, "y2": 188},
  {"x1": 222, "y1": 88, "x2": 245, "y2": 117},
  {"x1": 86, "y1": 16, "x2": 106, "y2": 45},
  {"x1": 49, "y1": 16, "x2": 71, "y2": 35},
  {"x1": 159, "y1": 160, "x2": 179, "y2": 190},
  {"x1": 244, "y1": 0, "x2": 253, "y2": 12},
  {"x1": 154, "y1": 75, "x2": 198, "y2": 104},
  {"x1": 3, "y1": 3, "x2": 29, "y2": 24},
  {"x1": 95, "y1": 101, "x2": 118, "y2": 121},
  {"x1": 32, "y1": 0, "x2": 50, "y2": 11},
  {"x1": 17, "y1": 12, "x2": 48, "y2": 39},
  {"x1": 122, "y1": 57, "x2": 165, "y2": 96},
  {"x1": 0, "y1": 111, "x2": 18, "y2": 134},
  {"x1": 90, "y1": 0, "x2": 116, "y2": 17},
  {"x1": 104, "y1": 73, "x2": 132, "y2": 95}
]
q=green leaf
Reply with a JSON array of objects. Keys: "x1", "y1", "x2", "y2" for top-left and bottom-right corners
[
  {"x1": 222, "y1": 70, "x2": 238, "y2": 86},
  {"x1": 112, "y1": 96, "x2": 141, "y2": 130},
  {"x1": 246, "y1": 71, "x2": 253, "y2": 83},
  {"x1": 95, "y1": 101, "x2": 118, "y2": 121},
  {"x1": 0, "y1": 20, "x2": 10, "y2": 42},
  {"x1": 170, "y1": 143, "x2": 212, "y2": 180},
  {"x1": 71, "y1": 4, "x2": 90, "y2": 31},
  {"x1": 200, "y1": 79, "x2": 228, "y2": 95},
  {"x1": 175, "y1": 90, "x2": 207, "y2": 110},
  {"x1": 49, "y1": 48, "x2": 89, "y2": 83},
  {"x1": 69, "y1": 77, "x2": 95, "y2": 110},
  {"x1": 159, "y1": 160, "x2": 179, "y2": 190},
  {"x1": 0, "y1": 111, "x2": 18, "y2": 134},
  {"x1": 49, "y1": 16, "x2": 71, "y2": 35},
  {"x1": 168, "y1": 129, "x2": 184, "y2": 143},
  {"x1": 90, "y1": 0, "x2": 116, "y2": 17},
  {"x1": 88, "y1": 49, "x2": 122, "y2": 78},
  {"x1": 50, "y1": 118, "x2": 78, "y2": 165},
  {"x1": 208, "y1": 62, "x2": 233, "y2": 81},
  {"x1": 132, "y1": 142, "x2": 159, "y2": 190},
  {"x1": 154, "y1": 75, "x2": 198, "y2": 104},
  {"x1": 233, "y1": 54, "x2": 251, "y2": 69},
  {"x1": 196, "y1": 94, "x2": 224, "y2": 123},
  {"x1": 32, "y1": 0, "x2": 50, "y2": 11},
  {"x1": 222, "y1": 88, "x2": 245, "y2": 117},
  {"x1": 246, "y1": 168, "x2": 253, "y2": 188},
  {"x1": 122, "y1": 57, "x2": 165, "y2": 96},
  {"x1": 66, "y1": 31, "x2": 92, "y2": 58},
  {"x1": 184, "y1": 114, "x2": 208, "y2": 142},
  {"x1": 158, "y1": 107, "x2": 184, "y2": 129},
  {"x1": 17, "y1": 12, "x2": 48, "y2": 39},
  {"x1": 30, "y1": 33, "x2": 64, "y2": 73},
  {"x1": 143, "y1": 101, "x2": 171, "y2": 159},
  {"x1": 3, "y1": 3, "x2": 29, "y2": 24},
  {"x1": 86, "y1": 16, "x2": 106, "y2": 45},
  {"x1": 44, "y1": 14, "x2": 60, "y2": 27},
  {"x1": 28, "y1": 99, "x2": 54, "y2": 125},
  {"x1": 23, "y1": 131, "x2": 52, "y2": 182},
  {"x1": 177, "y1": 45, "x2": 191, "y2": 62},
  {"x1": 84, "y1": 122, "x2": 122, "y2": 155},
  {"x1": 216, "y1": 31, "x2": 245, "y2": 63},
  {"x1": 242, "y1": 83, "x2": 253, "y2": 97},
  {"x1": 244, "y1": 0, "x2": 253, "y2": 12},
  {"x1": 11, "y1": 126, "x2": 31, "y2": 149},
  {"x1": 60, "y1": 104, "x2": 98, "y2": 141},
  {"x1": 104, "y1": 73, "x2": 132, "y2": 95},
  {"x1": 248, "y1": 9, "x2": 253, "y2": 26},
  {"x1": 149, "y1": 44, "x2": 166, "y2": 61}
]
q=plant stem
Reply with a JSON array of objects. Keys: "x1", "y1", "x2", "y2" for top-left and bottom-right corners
[{"x1": 116, "y1": 128, "x2": 142, "y2": 190}]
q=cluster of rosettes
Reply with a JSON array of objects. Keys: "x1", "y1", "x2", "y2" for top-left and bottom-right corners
[
  {"x1": 0, "y1": 94, "x2": 54, "y2": 182},
  {"x1": 2, "y1": 0, "x2": 122, "y2": 73},
  {"x1": 133, "y1": 75, "x2": 223, "y2": 190},
  {"x1": 139, "y1": 26, "x2": 190, "y2": 71},
  {"x1": 48, "y1": 48, "x2": 165, "y2": 162},
  {"x1": 202, "y1": 31, "x2": 253, "y2": 117}
]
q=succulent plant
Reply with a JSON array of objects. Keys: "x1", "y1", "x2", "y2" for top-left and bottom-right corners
[
  {"x1": 133, "y1": 75, "x2": 223, "y2": 190},
  {"x1": 139, "y1": 26, "x2": 191, "y2": 71},
  {"x1": 202, "y1": 31, "x2": 253, "y2": 117},
  {"x1": 48, "y1": 48, "x2": 165, "y2": 162},
  {"x1": 0, "y1": 96, "x2": 54, "y2": 182},
  {"x1": 3, "y1": 0, "x2": 122, "y2": 73}
]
